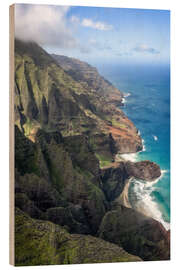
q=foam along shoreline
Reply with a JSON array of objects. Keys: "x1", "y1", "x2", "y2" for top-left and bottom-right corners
[
  {"x1": 121, "y1": 97, "x2": 126, "y2": 104},
  {"x1": 118, "y1": 131, "x2": 169, "y2": 231},
  {"x1": 115, "y1": 124, "x2": 169, "y2": 230},
  {"x1": 119, "y1": 153, "x2": 138, "y2": 162},
  {"x1": 141, "y1": 139, "x2": 146, "y2": 152},
  {"x1": 128, "y1": 170, "x2": 170, "y2": 231},
  {"x1": 121, "y1": 92, "x2": 131, "y2": 104},
  {"x1": 116, "y1": 171, "x2": 170, "y2": 231},
  {"x1": 117, "y1": 135, "x2": 146, "y2": 163},
  {"x1": 123, "y1": 92, "x2": 131, "y2": 98}
]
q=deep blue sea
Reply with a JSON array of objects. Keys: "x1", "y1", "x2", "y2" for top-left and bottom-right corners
[{"x1": 97, "y1": 63, "x2": 170, "y2": 230}]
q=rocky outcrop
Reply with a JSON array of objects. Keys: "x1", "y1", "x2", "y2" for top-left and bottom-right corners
[
  {"x1": 125, "y1": 160, "x2": 161, "y2": 181},
  {"x1": 100, "y1": 160, "x2": 161, "y2": 203},
  {"x1": 15, "y1": 208, "x2": 141, "y2": 266},
  {"x1": 98, "y1": 204, "x2": 170, "y2": 261}
]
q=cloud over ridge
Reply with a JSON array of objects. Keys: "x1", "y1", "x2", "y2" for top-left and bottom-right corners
[{"x1": 15, "y1": 4, "x2": 77, "y2": 48}]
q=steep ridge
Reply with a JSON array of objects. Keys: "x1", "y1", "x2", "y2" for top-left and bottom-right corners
[
  {"x1": 52, "y1": 54, "x2": 124, "y2": 106},
  {"x1": 14, "y1": 39, "x2": 170, "y2": 264},
  {"x1": 15, "y1": 125, "x2": 106, "y2": 234},
  {"x1": 15, "y1": 39, "x2": 142, "y2": 163}
]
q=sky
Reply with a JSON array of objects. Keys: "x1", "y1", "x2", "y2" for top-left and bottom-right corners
[{"x1": 15, "y1": 4, "x2": 170, "y2": 65}]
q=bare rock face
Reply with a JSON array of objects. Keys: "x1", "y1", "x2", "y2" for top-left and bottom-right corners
[{"x1": 125, "y1": 160, "x2": 161, "y2": 181}]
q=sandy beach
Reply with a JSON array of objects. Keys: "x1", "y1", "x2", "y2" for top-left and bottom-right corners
[{"x1": 116, "y1": 178, "x2": 132, "y2": 208}]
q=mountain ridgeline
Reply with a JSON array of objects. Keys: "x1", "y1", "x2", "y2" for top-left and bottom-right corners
[
  {"x1": 14, "y1": 39, "x2": 170, "y2": 266},
  {"x1": 15, "y1": 39, "x2": 142, "y2": 156},
  {"x1": 51, "y1": 54, "x2": 124, "y2": 106}
]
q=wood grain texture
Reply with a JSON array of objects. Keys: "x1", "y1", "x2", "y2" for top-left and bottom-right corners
[{"x1": 9, "y1": 4, "x2": 15, "y2": 266}]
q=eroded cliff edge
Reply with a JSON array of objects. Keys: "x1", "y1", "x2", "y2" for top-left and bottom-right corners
[{"x1": 14, "y1": 39, "x2": 170, "y2": 265}]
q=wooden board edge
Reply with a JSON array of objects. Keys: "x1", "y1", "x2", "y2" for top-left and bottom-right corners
[{"x1": 9, "y1": 4, "x2": 15, "y2": 266}]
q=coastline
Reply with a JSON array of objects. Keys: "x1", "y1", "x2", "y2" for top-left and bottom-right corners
[
  {"x1": 128, "y1": 171, "x2": 170, "y2": 231},
  {"x1": 118, "y1": 92, "x2": 170, "y2": 231},
  {"x1": 14, "y1": 39, "x2": 170, "y2": 263},
  {"x1": 115, "y1": 171, "x2": 170, "y2": 231}
]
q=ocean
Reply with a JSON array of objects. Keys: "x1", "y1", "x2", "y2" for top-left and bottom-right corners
[{"x1": 96, "y1": 63, "x2": 170, "y2": 230}]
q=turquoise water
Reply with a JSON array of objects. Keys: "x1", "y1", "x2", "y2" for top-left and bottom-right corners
[{"x1": 97, "y1": 63, "x2": 170, "y2": 229}]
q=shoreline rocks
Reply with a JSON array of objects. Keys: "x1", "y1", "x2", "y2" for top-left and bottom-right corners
[
  {"x1": 125, "y1": 160, "x2": 161, "y2": 181},
  {"x1": 100, "y1": 160, "x2": 161, "y2": 204}
]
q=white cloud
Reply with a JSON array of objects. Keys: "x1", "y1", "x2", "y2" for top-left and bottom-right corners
[
  {"x1": 82, "y1": 18, "x2": 113, "y2": 31},
  {"x1": 70, "y1": 16, "x2": 113, "y2": 31},
  {"x1": 15, "y1": 4, "x2": 77, "y2": 48},
  {"x1": 133, "y1": 44, "x2": 160, "y2": 54}
]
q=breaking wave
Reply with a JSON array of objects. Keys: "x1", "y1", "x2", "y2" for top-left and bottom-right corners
[
  {"x1": 122, "y1": 92, "x2": 131, "y2": 104},
  {"x1": 128, "y1": 170, "x2": 170, "y2": 230},
  {"x1": 120, "y1": 153, "x2": 138, "y2": 162}
]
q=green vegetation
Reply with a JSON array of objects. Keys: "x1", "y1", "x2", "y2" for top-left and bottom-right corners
[
  {"x1": 75, "y1": 166, "x2": 93, "y2": 180},
  {"x1": 95, "y1": 153, "x2": 112, "y2": 168},
  {"x1": 15, "y1": 208, "x2": 141, "y2": 266},
  {"x1": 112, "y1": 119, "x2": 127, "y2": 129},
  {"x1": 23, "y1": 118, "x2": 33, "y2": 137},
  {"x1": 98, "y1": 205, "x2": 170, "y2": 261},
  {"x1": 14, "y1": 39, "x2": 169, "y2": 266}
]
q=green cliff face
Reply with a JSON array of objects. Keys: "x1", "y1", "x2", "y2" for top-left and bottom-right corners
[
  {"x1": 15, "y1": 125, "x2": 106, "y2": 234},
  {"x1": 14, "y1": 39, "x2": 169, "y2": 265},
  {"x1": 15, "y1": 208, "x2": 141, "y2": 266},
  {"x1": 52, "y1": 54, "x2": 124, "y2": 105},
  {"x1": 15, "y1": 39, "x2": 142, "y2": 159}
]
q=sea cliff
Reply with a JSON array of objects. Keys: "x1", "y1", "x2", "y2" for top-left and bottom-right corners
[{"x1": 14, "y1": 39, "x2": 170, "y2": 265}]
